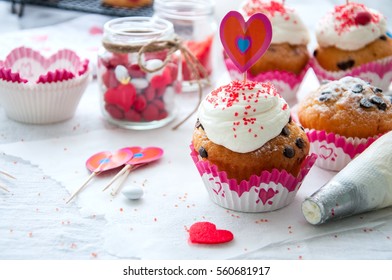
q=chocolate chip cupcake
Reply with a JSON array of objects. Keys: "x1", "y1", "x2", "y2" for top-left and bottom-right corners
[
  {"x1": 190, "y1": 80, "x2": 316, "y2": 212},
  {"x1": 297, "y1": 76, "x2": 392, "y2": 171},
  {"x1": 224, "y1": 0, "x2": 310, "y2": 104},
  {"x1": 311, "y1": 2, "x2": 392, "y2": 91}
]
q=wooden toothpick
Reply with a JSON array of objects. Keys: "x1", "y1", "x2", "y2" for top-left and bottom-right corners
[
  {"x1": 0, "y1": 170, "x2": 16, "y2": 180},
  {"x1": 0, "y1": 184, "x2": 9, "y2": 192}
]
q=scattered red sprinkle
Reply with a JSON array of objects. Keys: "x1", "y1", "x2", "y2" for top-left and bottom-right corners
[
  {"x1": 91, "y1": 252, "x2": 98, "y2": 258},
  {"x1": 243, "y1": 0, "x2": 288, "y2": 17}
]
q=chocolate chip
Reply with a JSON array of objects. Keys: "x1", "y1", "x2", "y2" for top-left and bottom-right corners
[
  {"x1": 295, "y1": 138, "x2": 305, "y2": 149},
  {"x1": 337, "y1": 59, "x2": 355, "y2": 70},
  {"x1": 372, "y1": 87, "x2": 383, "y2": 93},
  {"x1": 195, "y1": 119, "x2": 204, "y2": 130},
  {"x1": 313, "y1": 49, "x2": 318, "y2": 57},
  {"x1": 281, "y1": 126, "x2": 290, "y2": 136},
  {"x1": 321, "y1": 91, "x2": 332, "y2": 95},
  {"x1": 351, "y1": 84, "x2": 364, "y2": 94},
  {"x1": 198, "y1": 147, "x2": 208, "y2": 158},
  {"x1": 288, "y1": 115, "x2": 292, "y2": 123},
  {"x1": 283, "y1": 146, "x2": 295, "y2": 158},
  {"x1": 300, "y1": 126, "x2": 305, "y2": 131},
  {"x1": 360, "y1": 98, "x2": 374, "y2": 109},
  {"x1": 370, "y1": 95, "x2": 387, "y2": 110},
  {"x1": 380, "y1": 35, "x2": 387, "y2": 41},
  {"x1": 318, "y1": 95, "x2": 330, "y2": 101}
]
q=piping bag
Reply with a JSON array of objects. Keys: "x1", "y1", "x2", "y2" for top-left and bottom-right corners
[{"x1": 302, "y1": 131, "x2": 392, "y2": 225}]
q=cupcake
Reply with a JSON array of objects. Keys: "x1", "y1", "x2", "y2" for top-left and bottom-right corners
[
  {"x1": 224, "y1": 0, "x2": 310, "y2": 104},
  {"x1": 312, "y1": 2, "x2": 392, "y2": 91},
  {"x1": 191, "y1": 80, "x2": 316, "y2": 212},
  {"x1": 297, "y1": 76, "x2": 392, "y2": 171}
]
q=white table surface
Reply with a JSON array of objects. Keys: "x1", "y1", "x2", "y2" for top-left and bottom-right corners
[{"x1": 0, "y1": 0, "x2": 392, "y2": 260}]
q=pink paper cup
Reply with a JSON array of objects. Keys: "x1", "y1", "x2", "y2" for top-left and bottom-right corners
[
  {"x1": 190, "y1": 144, "x2": 317, "y2": 213},
  {"x1": 310, "y1": 56, "x2": 392, "y2": 92},
  {"x1": 224, "y1": 58, "x2": 309, "y2": 105},
  {"x1": 305, "y1": 129, "x2": 379, "y2": 171},
  {"x1": 0, "y1": 47, "x2": 90, "y2": 124}
]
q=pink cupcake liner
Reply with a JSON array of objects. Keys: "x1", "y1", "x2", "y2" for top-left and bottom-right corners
[
  {"x1": 310, "y1": 56, "x2": 392, "y2": 92},
  {"x1": 224, "y1": 58, "x2": 309, "y2": 104},
  {"x1": 305, "y1": 129, "x2": 379, "y2": 171},
  {"x1": 0, "y1": 46, "x2": 89, "y2": 84},
  {"x1": 0, "y1": 47, "x2": 90, "y2": 124},
  {"x1": 190, "y1": 144, "x2": 317, "y2": 212}
]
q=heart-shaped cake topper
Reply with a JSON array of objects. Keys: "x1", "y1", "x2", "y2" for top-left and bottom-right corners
[
  {"x1": 85, "y1": 147, "x2": 133, "y2": 172},
  {"x1": 220, "y1": 11, "x2": 272, "y2": 73}
]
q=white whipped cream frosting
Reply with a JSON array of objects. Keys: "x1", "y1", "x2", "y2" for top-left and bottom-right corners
[
  {"x1": 316, "y1": 3, "x2": 387, "y2": 51},
  {"x1": 198, "y1": 80, "x2": 290, "y2": 153},
  {"x1": 241, "y1": 0, "x2": 310, "y2": 45}
]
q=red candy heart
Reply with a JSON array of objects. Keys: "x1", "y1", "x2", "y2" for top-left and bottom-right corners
[
  {"x1": 355, "y1": 11, "x2": 372, "y2": 26},
  {"x1": 189, "y1": 222, "x2": 234, "y2": 244},
  {"x1": 104, "y1": 83, "x2": 136, "y2": 112}
]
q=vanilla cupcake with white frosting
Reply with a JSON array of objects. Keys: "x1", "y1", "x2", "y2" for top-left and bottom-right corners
[
  {"x1": 190, "y1": 80, "x2": 316, "y2": 212},
  {"x1": 224, "y1": 0, "x2": 311, "y2": 104},
  {"x1": 312, "y1": 2, "x2": 392, "y2": 91}
]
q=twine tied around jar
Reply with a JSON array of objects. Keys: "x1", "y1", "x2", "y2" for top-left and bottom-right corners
[{"x1": 136, "y1": 36, "x2": 209, "y2": 130}]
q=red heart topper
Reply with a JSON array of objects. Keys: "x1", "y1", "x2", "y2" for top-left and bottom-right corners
[
  {"x1": 189, "y1": 222, "x2": 234, "y2": 244},
  {"x1": 220, "y1": 11, "x2": 272, "y2": 73}
]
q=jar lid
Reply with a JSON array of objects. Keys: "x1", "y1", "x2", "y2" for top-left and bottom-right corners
[
  {"x1": 103, "y1": 17, "x2": 175, "y2": 47},
  {"x1": 154, "y1": 0, "x2": 215, "y2": 20}
]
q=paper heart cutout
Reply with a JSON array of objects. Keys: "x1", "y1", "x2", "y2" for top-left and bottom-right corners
[
  {"x1": 319, "y1": 145, "x2": 334, "y2": 160},
  {"x1": 258, "y1": 188, "x2": 278, "y2": 205},
  {"x1": 127, "y1": 146, "x2": 164, "y2": 165},
  {"x1": 189, "y1": 222, "x2": 234, "y2": 244},
  {"x1": 220, "y1": 11, "x2": 272, "y2": 73},
  {"x1": 0, "y1": 47, "x2": 89, "y2": 83},
  {"x1": 86, "y1": 148, "x2": 133, "y2": 172}
]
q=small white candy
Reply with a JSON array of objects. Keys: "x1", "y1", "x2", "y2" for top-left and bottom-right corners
[
  {"x1": 131, "y1": 78, "x2": 149, "y2": 90},
  {"x1": 122, "y1": 186, "x2": 144, "y2": 200},
  {"x1": 114, "y1": 65, "x2": 130, "y2": 84},
  {"x1": 145, "y1": 59, "x2": 164, "y2": 80}
]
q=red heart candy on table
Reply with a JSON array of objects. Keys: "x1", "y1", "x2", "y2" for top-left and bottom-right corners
[
  {"x1": 189, "y1": 222, "x2": 234, "y2": 244},
  {"x1": 86, "y1": 147, "x2": 133, "y2": 172}
]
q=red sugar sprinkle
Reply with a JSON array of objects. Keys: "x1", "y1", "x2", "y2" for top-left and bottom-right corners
[
  {"x1": 91, "y1": 252, "x2": 98, "y2": 258},
  {"x1": 243, "y1": 0, "x2": 288, "y2": 17}
]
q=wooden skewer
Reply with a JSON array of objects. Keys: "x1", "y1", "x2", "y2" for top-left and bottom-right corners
[
  {"x1": 102, "y1": 164, "x2": 131, "y2": 192},
  {"x1": 66, "y1": 171, "x2": 99, "y2": 204},
  {"x1": 0, "y1": 170, "x2": 16, "y2": 180},
  {"x1": 111, "y1": 168, "x2": 132, "y2": 197},
  {"x1": 0, "y1": 184, "x2": 10, "y2": 192},
  {"x1": 102, "y1": 164, "x2": 145, "y2": 193},
  {"x1": 66, "y1": 157, "x2": 111, "y2": 204}
]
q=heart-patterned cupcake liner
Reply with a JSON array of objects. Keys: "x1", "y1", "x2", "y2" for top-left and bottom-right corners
[
  {"x1": 224, "y1": 58, "x2": 309, "y2": 105},
  {"x1": 310, "y1": 56, "x2": 392, "y2": 92},
  {"x1": 305, "y1": 129, "x2": 379, "y2": 171},
  {"x1": 190, "y1": 144, "x2": 317, "y2": 213},
  {"x1": 0, "y1": 47, "x2": 89, "y2": 84},
  {"x1": 0, "y1": 47, "x2": 90, "y2": 124}
]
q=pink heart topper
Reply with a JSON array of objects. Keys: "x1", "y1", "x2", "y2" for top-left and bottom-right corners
[
  {"x1": 126, "y1": 146, "x2": 164, "y2": 165},
  {"x1": 85, "y1": 148, "x2": 133, "y2": 172},
  {"x1": 220, "y1": 11, "x2": 272, "y2": 73}
]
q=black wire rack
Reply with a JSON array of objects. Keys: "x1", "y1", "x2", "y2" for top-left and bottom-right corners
[{"x1": 2, "y1": 0, "x2": 154, "y2": 17}]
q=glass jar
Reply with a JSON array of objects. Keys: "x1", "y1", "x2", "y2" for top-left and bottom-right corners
[
  {"x1": 153, "y1": 0, "x2": 217, "y2": 92},
  {"x1": 97, "y1": 17, "x2": 179, "y2": 130}
]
